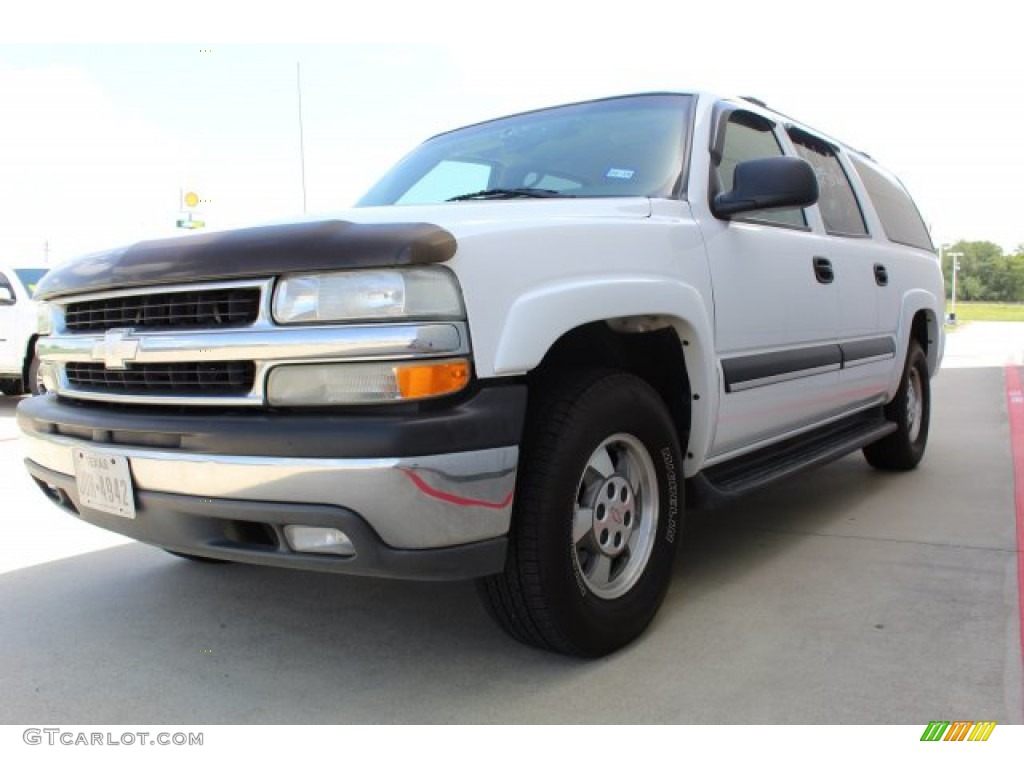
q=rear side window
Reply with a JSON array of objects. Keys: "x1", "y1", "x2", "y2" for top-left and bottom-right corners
[
  {"x1": 788, "y1": 129, "x2": 867, "y2": 237},
  {"x1": 850, "y1": 155, "x2": 933, "y2": 250},
  {"x1": 715, "y1": 112, "x2": 806, "y2": 229}
]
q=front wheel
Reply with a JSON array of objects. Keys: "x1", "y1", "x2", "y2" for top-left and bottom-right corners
[
  {"x1": 863, "y1": 340, "x2": 930, "y2": 470},
  {"x1": 28, "y1": 350, "x2": 44, "y2": 396},
  {"x1": 477, "y1": 370, "x2": 684, "y2": 657}
]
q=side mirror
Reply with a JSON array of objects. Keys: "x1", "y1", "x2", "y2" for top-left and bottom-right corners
[
  {"x1": 0, "y1": 286, "x2": 14, "y2": 305},
  {"x1": 713, "y1": 156, "x2": 819, "y2": 219}
]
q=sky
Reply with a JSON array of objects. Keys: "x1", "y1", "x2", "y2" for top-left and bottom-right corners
[{"x1": 2, "y1": 1, "x2": 1022, "y2": 266}]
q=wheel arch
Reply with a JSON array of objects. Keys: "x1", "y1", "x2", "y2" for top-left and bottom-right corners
[
  {"x1": 493, "y1": 277, "x2": 718, "y2": 474},
  {"x1": 910, "y1": 307, "x2": 940, "y2": 377},
  {"x1": 22, "y1": 333, "x2": 40, "y2": 387},
  {"x1": 897, "y1": 289, "x2": 943, "y2": 381},
  {"x1": 528, "y1": 321, "x2": 694, "y2": 456}
]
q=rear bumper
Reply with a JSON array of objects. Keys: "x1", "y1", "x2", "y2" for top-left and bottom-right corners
[{"x1": 18, "y1": 386, "x2": 525, "y2": 580}]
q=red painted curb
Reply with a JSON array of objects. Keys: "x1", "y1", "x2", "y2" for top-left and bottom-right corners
[{"x1": 1005, "y1": 365, "x2": 1024, "y2": 696}]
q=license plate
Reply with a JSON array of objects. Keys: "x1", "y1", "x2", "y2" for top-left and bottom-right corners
[{"x1": 73, "y1": 449, "x2": 136, "y2": 519}]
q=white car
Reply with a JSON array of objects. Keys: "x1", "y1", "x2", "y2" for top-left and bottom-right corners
[
  {"x1": 19, "y1": 92, "x2": 945, "y2": 656},
  {"x1": 0, "y1": 266, "x2": 47, "y2": 396}
]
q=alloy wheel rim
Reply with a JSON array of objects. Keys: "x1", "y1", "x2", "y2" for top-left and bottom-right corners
[
  {"x1": 906, "y1": 366, "x2": 923, "y2": 443},
  {"x1": 571, "y1": 433, "x2": 658, "y2": 600}
]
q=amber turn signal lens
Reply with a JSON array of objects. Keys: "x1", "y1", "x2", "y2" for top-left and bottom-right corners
[{"x1": 396, "y1": 360, "x2": 470, "y2": 399}]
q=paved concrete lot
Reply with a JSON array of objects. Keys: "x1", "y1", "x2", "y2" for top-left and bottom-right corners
[
  {"x1": 943, "y1": 320, "x2": 1024, "y2": 369},
  {"x1": 1, "y1": 323, "x2": 1021, "y2": 724}
]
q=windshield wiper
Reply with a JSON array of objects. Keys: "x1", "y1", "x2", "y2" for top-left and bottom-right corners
[{"x1": 446, "y1": 188, "x2": 574, "y2": 202}]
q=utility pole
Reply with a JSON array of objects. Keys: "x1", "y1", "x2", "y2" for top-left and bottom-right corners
[
  {"x1": 297, "y1": 62, "x2": 308, "y2": 214},
  {"x1": 948, "y1": 251, "x2": 963, "y2": 324}
]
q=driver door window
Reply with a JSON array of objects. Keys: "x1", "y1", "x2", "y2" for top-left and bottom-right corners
[{"x1": 715, "y1": 114, "x2": 806, "y2": 229}]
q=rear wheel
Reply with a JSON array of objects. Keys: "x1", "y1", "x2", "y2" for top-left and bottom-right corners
[
  {"x1": 478, "y1": 370, "x2": 684, "y2": 657},
  {"x1": 864, "y1": 340, "x2": 930, "y2": 470}
]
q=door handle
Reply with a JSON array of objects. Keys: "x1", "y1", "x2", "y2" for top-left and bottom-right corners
[
  {"x1": 813, "y1": 257, "x2": 834, "y2": 284},
  {"x1": 874, "y1": 263, "x2": 889, "y2": 286}
]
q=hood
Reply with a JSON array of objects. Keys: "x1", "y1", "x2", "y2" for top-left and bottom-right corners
[{"x1": 35, "y1": 198, "x2": 651, "y2": 300}]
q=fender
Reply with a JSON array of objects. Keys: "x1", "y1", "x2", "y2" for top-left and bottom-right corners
[
  {"x1": 890, "y1": 288, "x2": 944, "y2": 395},
  {"x1": 490, "y1": 276, "x2": 717, "y2": 474}
]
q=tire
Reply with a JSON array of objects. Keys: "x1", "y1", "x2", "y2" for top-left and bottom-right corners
[
  {"x1": 863, "y1": 340, "x2": 930, "y2": 470},
  {"x1": 477, "y1": 369, "x2": 684, "y2": 657},
  {"x1": 28, "y1": 349, "x2": 43, "y2": 396},
  {"x1": 0, "y1": 379, "x2": 24, "y2": 396},
  {"x1": 163, "y1": 549, "x2": 231, "y2": 564}
]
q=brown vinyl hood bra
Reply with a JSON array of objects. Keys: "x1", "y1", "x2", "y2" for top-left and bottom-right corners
[{"x1": 35, "y1": 219, "x2": 458, "y2": 300}]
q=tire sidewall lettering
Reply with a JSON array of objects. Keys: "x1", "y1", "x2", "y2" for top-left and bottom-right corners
[
  {"x1": 571, "y1": 536, "x2": 589, "y2": 598},
  {"x1": 661, "y1": 446, "x2": 679, "y2": 544}
]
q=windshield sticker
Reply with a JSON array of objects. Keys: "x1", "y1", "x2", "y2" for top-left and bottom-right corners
[{"x1": 606, "y1": 168, "x2": 635, "y2": 180}]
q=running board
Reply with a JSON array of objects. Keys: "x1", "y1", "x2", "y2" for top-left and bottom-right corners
[{"x1": 689, "y1": 409, "x2": 897, "y2": 509}]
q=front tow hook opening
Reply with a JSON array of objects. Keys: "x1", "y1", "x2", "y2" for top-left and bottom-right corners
[{"x1": 219, "y1": 520, "x2": 280, "y2": 551}]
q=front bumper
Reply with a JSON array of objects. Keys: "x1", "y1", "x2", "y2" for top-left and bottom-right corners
[{"x1": 18, "y1": 386, "x2": 526, "y2": 580}]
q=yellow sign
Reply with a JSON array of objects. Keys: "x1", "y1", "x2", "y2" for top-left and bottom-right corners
[{"x1": 183, "y1": 191, "x2": 200, "y2": 209}]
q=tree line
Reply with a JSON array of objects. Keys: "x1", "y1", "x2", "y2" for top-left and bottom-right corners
[{"x1": 940, "y1": 241, "x2": 1024, "y2": 302}]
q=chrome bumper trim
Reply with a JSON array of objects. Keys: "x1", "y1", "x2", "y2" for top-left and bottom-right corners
[
  {"x1": 39, "y1": 323, "x2": 465, "y2": 364},
  {"x1": 23, "y1": 432, "x2": 516, "y2": 550},
  {"x1": 38, "y1": 322, "x2": 468, "y2": 406}
]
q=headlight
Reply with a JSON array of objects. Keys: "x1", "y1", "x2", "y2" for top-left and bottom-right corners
[{"x1": 273, "y1": 267, "x2": 463, "y2": 324}]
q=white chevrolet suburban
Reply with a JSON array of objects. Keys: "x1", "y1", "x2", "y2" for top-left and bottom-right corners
[
  {"x1": 0, "y1": 265, "x2": 47, "y2": 396},
  {"x1": 18, "y1": 92, "x2": 944, "y2": 656}
]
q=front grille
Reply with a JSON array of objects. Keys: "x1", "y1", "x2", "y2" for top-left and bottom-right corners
[
  {"x1": 66, "y1": 361, "x2": 255, "y2": 396},
  {"x1": 65, "y1": 288, "x2": 261, "y2": 332}
]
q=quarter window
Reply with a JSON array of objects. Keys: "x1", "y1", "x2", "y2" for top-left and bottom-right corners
[
  {"x1": 850, "y1": 155, "x2": 933, "y2": 251},
  {"x1": 788, "y1": 129, "x2": 867, "y2": 237}
]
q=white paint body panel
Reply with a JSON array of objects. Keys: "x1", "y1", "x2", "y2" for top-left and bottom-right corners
[{"x1": 0, "y1": 266, "x2": 39, "y2": 379}]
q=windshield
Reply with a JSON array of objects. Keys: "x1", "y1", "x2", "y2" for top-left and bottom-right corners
[
  {"x1": 358, "y1": 94, "x2": 693, "y2": 206},
  {"x1": 14, "y1": 268, "x2": 48, "y2": 297}
]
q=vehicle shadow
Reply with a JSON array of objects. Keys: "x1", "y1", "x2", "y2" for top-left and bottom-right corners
[
  {"x1": 0, "y1": 369, "x2": 1014, "y2": 724},
  {"x1": 0, "y1": 455, "x2": 905, "y2": 725}
]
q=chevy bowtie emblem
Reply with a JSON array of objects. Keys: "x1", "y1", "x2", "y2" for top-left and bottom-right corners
[{"x1": 92, "y1": 329, "x2": 140, "y2": 370}]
